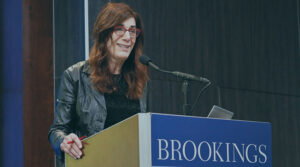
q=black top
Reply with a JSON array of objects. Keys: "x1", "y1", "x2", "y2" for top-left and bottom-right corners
[{"x1": 104, "y1": 74, "x2": 140, "y2": 129}]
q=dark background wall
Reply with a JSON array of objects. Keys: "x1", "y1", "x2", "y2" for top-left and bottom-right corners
[
  {"x1": 0, "y1": 0, "x2": 3, "y2": 165},
  {"x1": 54, "y1": 0, "x2": 86, "y2": 99}
]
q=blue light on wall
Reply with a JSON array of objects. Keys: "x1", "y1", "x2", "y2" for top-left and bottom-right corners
[{"x1": 1, "y1": 0, "x2": 23, "y2": 166}]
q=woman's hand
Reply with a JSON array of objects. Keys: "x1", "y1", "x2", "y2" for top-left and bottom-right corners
[{"x1": 60, "y1": 133, "x2": 83, "y2": 159}]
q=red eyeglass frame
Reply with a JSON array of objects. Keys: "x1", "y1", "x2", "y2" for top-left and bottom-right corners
[{"x1": 113, "y1": 25, "x2": 142, "y2": 38}]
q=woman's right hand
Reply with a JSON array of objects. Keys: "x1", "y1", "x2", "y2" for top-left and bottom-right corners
[{"x1": 60, "y1": 133, "x2": 83, "y2": 159}]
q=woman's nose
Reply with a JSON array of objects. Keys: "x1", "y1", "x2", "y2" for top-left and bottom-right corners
[{"x1": 123, "y1": 30, "x2": 131, "y2": 40}]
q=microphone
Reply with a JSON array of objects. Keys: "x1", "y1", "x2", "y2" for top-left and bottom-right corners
[
  {"x1": 139, "y1": 54, "x2": 160, "y2": 70},
  {"x1": 139, "y1": 55, "x2": 210, "y2": 83}
]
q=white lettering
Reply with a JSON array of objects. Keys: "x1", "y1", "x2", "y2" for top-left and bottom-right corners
[
  {"x1": 182, "y1": 140, "x2": 197, "y2": 161},
  {"x1": 198, "y1": 141, "x2": 212, "y2": 162},
  {"x1": 212, "y1": 142, "x2": 224, "y2": 162},
  {"x1": 156, "y1": 138, "x2": 268, "y2": 164},
  {"x1": 170, "y1": 140, "x2": 182, "y2": 160},
  {"x1": 157, "y1": 139, "x2": 169, "y2": 160},
  {"x1": 232, "y1": 143, "x2": 245, "y2": 162},
  {"x1": 258, "y1": 145, "x2": 267, "y2": 163},
  {"x1": 225, "y1": 142, "x2": 230, "y2": 162},
  {"x1": 245, "y1": 144, "x2": 257, "y2": 163}
]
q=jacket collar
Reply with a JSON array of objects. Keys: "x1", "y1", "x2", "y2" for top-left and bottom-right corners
[{"x1": 82, "y1": 60, "x2": 91, "y2": 75}]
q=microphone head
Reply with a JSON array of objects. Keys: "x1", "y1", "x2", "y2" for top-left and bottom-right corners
[{"x1": 139, "y1": 55, "x2": 152, "y2": 65}]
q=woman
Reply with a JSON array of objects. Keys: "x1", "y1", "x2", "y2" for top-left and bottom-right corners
[{"x1": 48, "y1": 2, "x2": 148, "y2": 166}]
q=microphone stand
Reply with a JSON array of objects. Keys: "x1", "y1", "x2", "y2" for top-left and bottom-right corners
[
  {"x1": 182, "y1": 80, "x2": 191, "y2": 115},
  {"x1": 147, "y1": 61, "x2": 209, "y2": 115}
]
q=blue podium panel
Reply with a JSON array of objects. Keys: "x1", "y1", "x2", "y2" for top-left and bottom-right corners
[{"x1": 151, "y1": 113, "x2": 272, "y2": 167}]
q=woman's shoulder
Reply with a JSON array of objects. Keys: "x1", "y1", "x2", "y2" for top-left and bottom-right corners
[
  {"x1": 66, "y1": 60, "x2": 88, "y2": 72},
  {"x1": 64, "y1": 60, "x2": 89, "y2": 81}
]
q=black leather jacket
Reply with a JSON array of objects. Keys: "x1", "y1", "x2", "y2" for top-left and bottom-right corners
[{"x1": 48, "y1": 61, "x2": 147, "y2": 165}]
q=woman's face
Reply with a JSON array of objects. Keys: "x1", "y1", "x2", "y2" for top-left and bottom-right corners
[{"x1": 107, "y1": 17, "x2": 137, "y2": 62}]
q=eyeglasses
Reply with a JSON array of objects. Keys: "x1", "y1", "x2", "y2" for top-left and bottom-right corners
[{"x1": 113, "y1": 25, "x2": 141, "y2": 38}]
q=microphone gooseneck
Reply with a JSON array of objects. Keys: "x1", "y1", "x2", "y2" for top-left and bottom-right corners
[{"x1": 139, "y1": 55, "x2": 210, "y2": 83}]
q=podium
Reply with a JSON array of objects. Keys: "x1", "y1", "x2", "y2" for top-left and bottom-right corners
[{"x1": 66, "y1": 113, "x2": 272, "y2": 167}]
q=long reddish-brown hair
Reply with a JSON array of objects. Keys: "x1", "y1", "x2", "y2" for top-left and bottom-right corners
[{"x1": 89, "y1": 2, "x2": 148, "y2": 99}]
